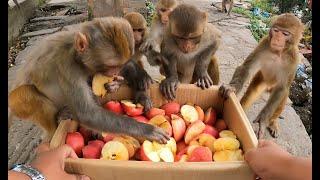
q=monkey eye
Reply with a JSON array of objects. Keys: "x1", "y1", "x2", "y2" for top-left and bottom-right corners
[
  {"x1": 160, "y1": 8, "x2": 167, "y2": 12},
  {"x1": 282, "y1": 31, "x2": 290, "y2": 36},
  {"x1": 273, "y1": 28, "x2": 279, "y2": 32},
  {"x1": 137, "y1": 29, "x2": 144, "y2": 32}
]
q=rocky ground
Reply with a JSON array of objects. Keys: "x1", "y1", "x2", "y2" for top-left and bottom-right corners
[{"x1": 8, "y1": 0, "x2": 312, "y2": 168}]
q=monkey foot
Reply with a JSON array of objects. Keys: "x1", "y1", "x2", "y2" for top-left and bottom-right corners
[{"x1": 267, "y1": 125, "x2": 280, "y2": 138}]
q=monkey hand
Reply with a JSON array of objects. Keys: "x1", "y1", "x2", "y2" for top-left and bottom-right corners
[
  {"x1": 104, "y1": 75, "x2": 124, "y2": 93},
  {"x1": 160, "y1": 77, "x2": 179, "y2": 100},
  {"x1": 134, "y1": 90, "x2": 153, "y2": 112},
  {"x1": 141, "y1": 124, "x2": 171, "y2": 144},
  {"x1": 136, "y1": 69, "x2": 154, "y2": 91},
  {"x1": 218, "y1": 84, "x2": 236, "y2": 99},
  {"x1": 194, "y1": 72, "x2": 213, "y2": 89}
]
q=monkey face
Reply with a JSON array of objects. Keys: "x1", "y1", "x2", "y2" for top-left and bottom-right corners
[
  {"x1": 158, "y1": 8, "x2": 173, "y2": 25},
  {"x1": 173, "y1": 34, "x2": 201, "y2": 53},
  {"x1": 133, "y1": 29, "x2": 145, "y2": 46},
  {"x1": 270, "y1": 27, "x2": 292, "y2": 52}
]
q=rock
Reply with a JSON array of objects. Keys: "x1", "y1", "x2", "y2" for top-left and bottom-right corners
[{"x1": 21, "y1": 27, "x2": 62, "y2": 38}]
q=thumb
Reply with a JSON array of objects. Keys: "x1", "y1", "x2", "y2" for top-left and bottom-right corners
[{"x1": 65, "y1": 173, "x2": 91, "y2": 180}]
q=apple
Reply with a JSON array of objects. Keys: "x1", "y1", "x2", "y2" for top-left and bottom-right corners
[
  {"x1": 78, "y1": 126, "x2": 92, "y2": 143},
  {"x1": 213, "y1": 137, "x2": 240, "y2": 152},
  {"x1": 171, "y1": 114, "x2": 186, "y2": 142},
  {"x1": 213, "y1": 149, "x2": 244, "y2": 162},
  {"x1": 104, "y1": 100, "x2": 123, "y2": 114},
  {"x1": 190, "y1": 133, "x2": 216, "y2": 152},
  {"x1": 134, "y1": 148, "x2": 142, "y2": 160},
  {"x1": 132, "y1": 116, "x2": 149, "y2": 123},
  {"x1": 184, "y1": 120, "x2": 205, "y2": 144},
  {"x1": 195, "y1": 105, "x2": 204, "y2": 121},
  {"x1": 180, "y1": 105, "x2": 199, "y2": 124},
  {"x1": 215, "y1": 119, "x2": 227, "y2": 132},
  {"x1": 161, "y1": 102, "x2": 180, "y2": 116},
  {"x1": 82, "y1": 144, "x2": 101, "y2": 159},
  {"x1": 219, "y1": 130, "x2": 237, "y2": 139},
  {"x1": 113, "y1": 136, "x2": 136, "y2": 158},
  {"x1": 158, "y1": 147, "x2": 174, "y2": 162},
  {"x1": 148, "y1": 115, "x2": 173, "y2": 137},
  {"x1": 152, "y1": 137, "x2": 177, "y2": 155},
  {"x1": 92, "y1": 73, "x2": 114, "y2": 97},
  {"x1": 100, "y1": 141, "x2": 129, "y2": 160},
  {"x1": 188, "y1": 146, "x2": 212, "y2": 162},
  {"x1": 65, "y1": 132, "x2": 85, "y2": 157},
  {"x1": 88, "y1": 140, "x2": 105, "y2": 150},
  {"x1": 177, "y1": 154, "x2": 188, "y2": 162},
  {"x1": 101, "y1": 132, "x2": 116, "y2": 143},
  {"x1": 175, "y1": 147, "x2": 188, "y2": 161},
  {"x1": 203, "y1": 125, "x2": 219, "y2": 138},
  {"x1": 120, "y1": 100, "x2": 144, "y2": 116},
  {"x1": 141, "y1": 140, "x2": 175, "y2": 162},
  {"x1": 140, "y1": 140, "x2": 161, "y2": 162},
  {"x1": 204, "y1": 107, "x2": 217, "y2": 126},
  {"x1": 176, "y1": 141, "x2": 187, "y2": 154},
  {"x1": 146, "y1": 108, "x2": 165, "y2": 119}
]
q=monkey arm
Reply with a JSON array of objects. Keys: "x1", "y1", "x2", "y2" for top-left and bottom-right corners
[
  {"x1": 160, "y1": 54, "x2": 179, "y2": 100},
  {"x1": 229, "y1": 51, "x2": 261, "y2": 95}
]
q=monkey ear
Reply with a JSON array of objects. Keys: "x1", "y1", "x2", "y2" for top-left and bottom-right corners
[{"x1": 75, "y1": 32, "x2": 89, "y2": 53}]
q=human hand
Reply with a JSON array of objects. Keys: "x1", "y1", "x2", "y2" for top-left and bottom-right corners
[{"x1": 31, "y1": 144, "x2": 90, "y2": 180}]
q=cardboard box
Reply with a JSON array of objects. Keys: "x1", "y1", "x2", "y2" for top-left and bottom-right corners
[{"x1": 50, "y1": 84, "x2": 258, "y2": 180}]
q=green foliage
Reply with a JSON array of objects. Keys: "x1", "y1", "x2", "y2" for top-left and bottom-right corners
[
  {"x1": 145, "y1": 0, "x2": 156, "y2": 26},
  {"x1": 251, "y1": 0, "x2": 276, "y2": 13},
  {"x1": 268, "y1": 0, "x2": 306, "y2": 13},
  {"x1": 37, "y1": 0, "x2": 46, "y2": 6}
]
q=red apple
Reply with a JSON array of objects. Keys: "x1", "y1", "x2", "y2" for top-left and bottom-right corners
[
  {"x1": 101, "y1": 132, "x2": 116, "y2": 143},
  {"x1": 203, "y1": 125, "x2": 219, "y2": 138},
  {"x1": 104, "y1": 100, "x2": 123, "y2": 114},
  {"x1": 204, "y1": 107, "x2": 217, "y2": 126},
  {"x1": 188, "y1": 146, "x2": 212, "y2": 162},
  {"x1": 132, "y1": 116, "x2": 149, "y2": 123},
  {"x1": 146, "y1": 108, "x2": 165, "y2": 119},
  {"x1": 82, "y1": 144, "x2": 101, "y2": 159},
  {"x1": 161, "y1": 102, "x2": 180, "y2": 116},
  {"x1": 174, "y1": 147, "x2": 188, "y2": 161},
  {"x1": 195, "y1": 105, "x2": 204, "y2": 121},
  {"x1": 88, "y1": 140, "x2": 105, "y2": 150},
  {"x1": 78, "y1": 126, "x2": 92, "y2": 143},
  {"x1": 184, "y1": 120, "x2": 206, "y2": 144},
  {"x1": 65, "y1": 132, "x2": 85, "y2": 157},
  {"x1": 215, "y1": 119, "x2": 228, "y2": 132},
  {"x1": 121, "y1": 100, "x2": 144, "y2": 116},
  {"x1": 171, "y1": 114, "x2": 186, "y2": 142},
  {"x1": 177, "y1": 141, "x2": 187, "y2": 154}
]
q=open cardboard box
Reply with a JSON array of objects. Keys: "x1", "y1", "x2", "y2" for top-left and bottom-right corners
[{"x1": 50, "y1": 84, "x2": 258, "y2": 180}]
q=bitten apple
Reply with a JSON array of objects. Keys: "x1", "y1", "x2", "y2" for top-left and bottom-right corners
[
  {"x1": 204, "y1": 107, "x2": 217, "y2": 126},
  {"x1": 146, "y1": 108, "x2": 165, "y2": 119},
  {"x1": 101, "y1": 141, "x2": 129, "y2": 160},
  {"x1": 180, "y1": 105, "x2": 199, "y2": 124},
  {"x1": 148, "y1": 115, "x2": 172, "y2": 137},
  {"x1": 104, "y1": 100, "x2": 123, "y2": 114},
  {"x1": 184, "y1": 120, "x2": 206, "y2": 144},
  {"x1": 171, "y1": 114, "x2": 186, "y2": 142},
  {"x1": 161, "y1": 102, "x2": 180, "y2": 116},
  {"x1": 120, "y1": 100, "x2": 144, "y2": 116},
  {"x1": 65, "y1": 132, "x2": 85, "y2": 157}
]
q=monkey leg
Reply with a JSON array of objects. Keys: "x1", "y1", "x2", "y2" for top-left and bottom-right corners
[
  {"x1": 208, "y1": 55, "x2": 220, "y2": 85},
  {"x1": 8, "y1": 85, "x2": 59, "y2": 140},
  {"x1": 267, "y1": 96, "x2": 287, "y2": 138},
  {"x1": 240, "y1": 71, "x2": 267, "y2": 111}
]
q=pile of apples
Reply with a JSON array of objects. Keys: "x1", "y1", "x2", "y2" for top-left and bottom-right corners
[{"x1": 65, "y1": 100, "x2": 244, "y2": 162}]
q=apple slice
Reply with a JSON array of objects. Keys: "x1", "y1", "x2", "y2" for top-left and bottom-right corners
[
  {"x1": 92, "y1": 73, "x2": 114, "y2": 98},
  {"x1": 180, "y1": 105, "x2": 199, "y2": 124},
  {"x1": 184, "y1": 120, "x2": 206, "y2": 144},
  {"x1": 213, "y1": 149, "x2": 244, "y2": 162},
  {"x1": 219, "y1": 130, "x2": 237, "y2": 139},
  {"x1": 175, "y1": 147, "x2": 188, "y2": 161},
  {"x1": 132, "y1": 116, "x2": 149, "y2": 123},
  {"x1": 195, "y1": 105, "x2": 204, "y2": 121},
  {"x1": 65, "y1": 132, "x2": 85, "y2": 157},
  {"x1": 140, "y1": 140, "x2": 161, "y2": 162},
  {"x1": 152, "y1": 137, "x2": 176, "y2": 154},
  {"x1": 100, "y1": 141, "x2": 129, "y2": 160},
  {"x1": 121, "y1": 100, "x2": 144, "y2": 116},
  {"x1": 192, "y1": 133, "x2": 216, "y2": 152},
  {"x1": 204, "y1": 107, "x2": 217, "y2": 126},
  {"x1": 177, "y1": 141, "x2": 187, "y2": 154},
  {"x1": 215, "y1": 119, "x2": 228, "y2": 132},
  {"x1": 146, "y1": 108, "x2": 165, "y2": 119},
  {"x1": 103, "y1": 100, "x2": 124, "y2": 114},
  {"x1": 187, "y1": 145, "x2": 200, "y2": 156},
  {"x1": 203, "y1": 125, "x2": 219, "y2": 138},
  {"x1": 158, "y1": 147, "x2": 174, "y2": 162},
  {"x1": 149, "y1": 115, "x2": 172, "y2": 137},
  {"x1": 188, "y1": 146, "x2": 213, "y2": 162},
  {"x1": 161, "y1": 102, "x2": 181, "y2": 116},
  {"x1": 171, "y1": 114, "x2": 186, "y2": 142},
  {"x1": 113, "y1": 137, "x2": 136, "y2": 158},
  {"x1": 213, "y1": 137, "x2": 240, "y2": 152}
]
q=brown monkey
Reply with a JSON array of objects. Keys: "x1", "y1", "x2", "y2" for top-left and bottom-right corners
[
  {"x1": 139, "y1": 0, "x2": 178, "y2": 61},
  {"x1": 122, "y1": 12, "x2": 154, "y2": 111},
  {"x1": 159, "y1": 4, "x2": 221, "y2": 100},
  {"x1": 219, "y1": 13, "x2": 304, "y2": 138},
  {"x1": 222, "y1": 0, "x2": 234, "y2": 16},
  {"x1": 8, "y1": 17, "x2": 170, "y2": 143}
]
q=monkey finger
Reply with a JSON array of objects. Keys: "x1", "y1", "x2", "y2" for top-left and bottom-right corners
[
  {"x1": 169, "y1": 84, "x2": 176, "y2": 100},
  {"x1": 200, "y1": 79, "x2": 206, "y2": 89},
  {"x1": 204, "y1": 78, "x2": 211, "y2": 88}
]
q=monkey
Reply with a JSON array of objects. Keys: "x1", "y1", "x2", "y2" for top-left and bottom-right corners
[
  {"x1": 139, "y1": 0, "x2": 178, "y2": 64},
  {"x1": 222, "y1": 0, "x2": 234, "y2": 16},
  {"x1": 8, "y1": 17, "x2": 170, "y2": 144},
  {"x1": 159, "y1": 4, "x2": 221, "y2": 100},
  {"x1": 121, "y1": 12, "x2": 155, "y2": 112},
  {"x1": 219, "y1": 13, "x2": 305, "y2": 139}
]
